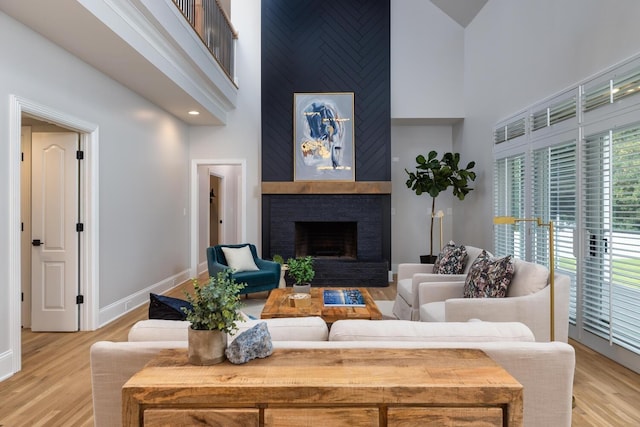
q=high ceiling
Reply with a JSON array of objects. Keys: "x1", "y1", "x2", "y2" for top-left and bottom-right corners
[{"x1": 430, "y1": 0, "x2": 488, "y2": 28}]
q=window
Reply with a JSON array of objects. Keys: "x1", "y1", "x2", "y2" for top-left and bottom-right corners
[
  {"x1": 493, "y1": 154, "x2": 525, "y2": 259},
  {"x1": 493, "y1": 55, "x2": 640, "y2": 372},
  {"x1": 531, "y1": 97, "x2": 577, "y2": 131},
  {"x1": 494, "y1": 117, "x2": 526, "y2": 145},
  {"x1": 583, "y1": 125, "x2": 640, "y2": 352},
  {"x1": 532, "y1": 142, "x2": 578, "y2": 322}
]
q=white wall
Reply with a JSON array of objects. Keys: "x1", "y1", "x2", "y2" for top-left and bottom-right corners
[
  {"x1": 391, "y1": 0, "x2": 464, "y2": 119},
  {"x1": 455, "y1": 0, "x2": 640, "y2": 250},
  {"x1": 0, "y1": 11, "x2": 190, "y2": 378},
  {"x1": 389, "y1": 0, "x2": 466, "y2": 270},
  {"x1": 189, "y1": 0, "x2": 262, "y2": 248}
]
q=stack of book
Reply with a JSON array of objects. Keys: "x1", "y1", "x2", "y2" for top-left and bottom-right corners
[{"x1": 323, "y1": 289, "x2": 365, "y2": 307}]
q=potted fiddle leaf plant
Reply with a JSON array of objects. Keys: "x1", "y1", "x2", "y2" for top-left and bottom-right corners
[
  {"x1": 405, "y1": 151, "x2": 476, "y2": 263},
  {"x1": 286, "y1": 256, "x2": 315, "y2": 293},
  {"x1": 182, "y1": 271, "x2": 246, "y2": 365}
]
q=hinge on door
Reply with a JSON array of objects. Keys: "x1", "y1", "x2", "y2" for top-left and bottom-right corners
[
  {"x1": 21, "y1": 292, "x2": 24, "y2": 302},
  {"x1": 76, "y1": 150, "x2": 84, "y2": 160},
  {"x1": 76, "y1": 223, "x2": 84, "y2": 232},
  {"x1": 76, "y1": 295, "x2": 84, "y2": 304},
  {"x1": 21, "y1": 152, "x2": 24, "y2": 162},
  {"x1": 21, "y1": 222, "x2": 24, "y2": 232}
]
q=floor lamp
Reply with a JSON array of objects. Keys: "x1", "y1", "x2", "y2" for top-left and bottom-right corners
[
  {"x1": 433, "y1": 210, "x2": 445, "y2": 251},
  {"x1": 493, "y1": 216, "x2": 555, "y2": 341}
]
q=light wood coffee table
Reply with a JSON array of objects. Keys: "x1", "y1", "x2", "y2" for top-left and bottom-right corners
[
  {"x1": 123, "y1": 348, "x2": 523, "y2": 426},
  {"x1": 260, "y1": 287, "x2": 382, "y2": 324}
]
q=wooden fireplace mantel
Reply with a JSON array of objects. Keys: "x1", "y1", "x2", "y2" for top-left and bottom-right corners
[{"x1": 261, "y1": 181, "x2": 391, "y2": 194}]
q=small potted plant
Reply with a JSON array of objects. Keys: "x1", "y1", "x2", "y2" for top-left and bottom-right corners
[
  {"x1": 182, "y1": 271, "x2": 246, "y2": 365},
  {"x1": 272, "y1": 254, "x2": 288, "y2": 288},
  {"x1": 286, "y1": 256, "x2": 315, "y2": 293}
]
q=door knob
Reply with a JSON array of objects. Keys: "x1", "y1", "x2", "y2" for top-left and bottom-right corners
[{"x1": 32, "y1": 239, "x2": 43, "y2": 246}]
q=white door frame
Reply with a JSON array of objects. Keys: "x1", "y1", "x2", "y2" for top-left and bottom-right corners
[
  {"x1": 190, "y1": 159, "x2": 246, "y2": 278},
  {"x1": 8, "y1": 95, "x2": 100, "y2": 374}
]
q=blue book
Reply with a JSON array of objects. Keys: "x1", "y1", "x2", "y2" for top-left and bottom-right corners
[{"x1": 323, "y1": 289, "x2": 366, "y2": 307}]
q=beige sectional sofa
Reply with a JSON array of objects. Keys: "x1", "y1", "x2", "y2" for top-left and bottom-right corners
[{"x1": 90, "y1": 317, "x2": 575, "y2": 427}]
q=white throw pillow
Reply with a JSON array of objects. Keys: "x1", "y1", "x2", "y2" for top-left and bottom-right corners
[{"x1": 221, "y1": 246, "x2": 259, "y2": 272}]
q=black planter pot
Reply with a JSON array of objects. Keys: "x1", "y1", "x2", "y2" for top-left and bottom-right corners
[{"x1": 420, "y1": 255, "x2": 438, "y2": 264}]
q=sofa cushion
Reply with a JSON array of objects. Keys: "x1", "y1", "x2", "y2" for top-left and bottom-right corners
[
  {"x1": 396, "y1": 278, "x2": 413, "y2": 304},
  {"x1": 433, "y1": 241, "x2": 467, "y2": 274},
  {"x1": 463, "y1": 251, "x2": 515, "y2": 298},
  {"x1": 420, "y1": 302, "x2": 445, "y2": 322},
  {"x1": 329, "y1": 319, "x2": 535, "y2": 342},
  {"x1": 234, "y1": 316, "x2": 328, "y2": 342},
  {"x1": 508, "y1": 259, "x2": 549, "y2": 297},
  {"x1": 129, "y1": 319, "x2": 191, "y2": 342},
  {"x1": 128, "y1": 316, "x2": 329, "y2": 343},
  {"x1": 221, "y1": 245, "x2": 259, "y2": 272}
]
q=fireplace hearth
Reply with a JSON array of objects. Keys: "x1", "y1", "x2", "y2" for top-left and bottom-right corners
[{"x1": 295, "y1": 221, "x2": 357, "y2": 259}]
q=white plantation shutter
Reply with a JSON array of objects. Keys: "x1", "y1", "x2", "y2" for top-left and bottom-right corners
[
  {"x1": 584, "y1": 66, "x2": 640, "y2": 113},
  {"x1": 493, "y1": 55, "x2": 640, "y2": 371},
  {"x1": 583, "y1": 125, "x2": 640, "y2": 352},
  {"x1": 532, "y1": 142, "x2": 578, "y2": 323},
  {"x1": 531, "y1": 97, "x2": 577, "y2": 131},
  {"x1": 494, "y1": 117, "x2": 526, "y2": 145},
  {"x1": 493, "y1": 154, "x2": 525, "y2": 258}
]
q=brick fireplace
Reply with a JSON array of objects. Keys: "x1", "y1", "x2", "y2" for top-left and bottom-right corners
[
  {"x1": 260, "y1": 0, "x2": 391, "y2": 286},
  {"x1": 262, "y1": 187, "x2": 390, "y2": 287}
]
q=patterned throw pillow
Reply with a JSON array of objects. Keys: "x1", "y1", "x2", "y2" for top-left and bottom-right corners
[
  {"x1": 432, "y1": 241, "x2": 468, "y2": 274},
  {"x1": 463, "y1": 250, "x2": 515, "y2": 298}
]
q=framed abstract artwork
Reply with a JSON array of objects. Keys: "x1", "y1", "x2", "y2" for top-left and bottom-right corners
[{"x1": 293, "y1": 92, "x2": 354, "y2": 181}]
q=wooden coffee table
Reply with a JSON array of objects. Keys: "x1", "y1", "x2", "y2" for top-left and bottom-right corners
[
  {"x1": 123, "y1": 348, "x2": 523, "y2": 426},
  {"x1": 260, "y1": 287, "x2": 382, "y2": 324}
]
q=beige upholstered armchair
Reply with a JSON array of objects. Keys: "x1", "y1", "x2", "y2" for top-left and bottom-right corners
[
  {"x1": 418, "y1": 258, "x2": 571, "y2": 342},
  {"x1": 392, "y1": 246, "x2": 486, "y2": 321}
]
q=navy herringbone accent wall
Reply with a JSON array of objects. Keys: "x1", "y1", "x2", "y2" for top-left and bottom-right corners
[{"x1": 261, "y1": 0, "x2": 390, "y2": 181}]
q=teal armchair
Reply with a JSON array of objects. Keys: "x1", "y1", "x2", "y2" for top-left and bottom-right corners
[{"x1": 206, "y1": 244, "x2": 280, "y2": 295}]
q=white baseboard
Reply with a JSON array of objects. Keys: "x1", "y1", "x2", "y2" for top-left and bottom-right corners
[
  {"x1": 98, "y1": 269, "x2": 191, "y2": 328},
  {"x1": 198, "y1": 261, "x2": 208, "y2": 276},
  {"x1": 0, "y1": 350, "x2": 15, "y2": 382}
]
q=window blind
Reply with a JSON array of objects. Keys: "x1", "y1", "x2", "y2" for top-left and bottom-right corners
[
  {"x1": 583, "y1": 125, "x2": 640, "y2": 352},
  {"x1": 531, "y1": 98, "x2": 577, "y2": 131},
  {"x1": 494, "y1": 117, "x2": 526, "y2": 144},
  {"x1": 532, "y1": 142, "x2": 578, "y2": 323},
  {"x1": 493, "y1": 154, "x2": 525, "y2": 258},
  {"x1": 584, "y1": 66, "x2": 640, "y2": 113}
]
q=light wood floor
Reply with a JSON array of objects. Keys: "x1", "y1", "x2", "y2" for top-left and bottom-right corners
[{"x1": 0, "y1": 278, "x2": 639, "y2": 426}]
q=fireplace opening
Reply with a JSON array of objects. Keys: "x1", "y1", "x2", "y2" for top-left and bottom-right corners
[{"x1": 295, "y1": 221, "x2": 357, "y2": 259}]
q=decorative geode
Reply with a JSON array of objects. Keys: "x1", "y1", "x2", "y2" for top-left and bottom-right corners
[{"x1": 225, "y1": 322, "x2": 273, "y2": 364}]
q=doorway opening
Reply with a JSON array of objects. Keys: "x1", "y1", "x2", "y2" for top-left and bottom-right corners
[
  {"x1": 21, "y1": 117, "x2": 82, "y2": 331},
  {"x1": 7, "y1": 95, "x2": 99, "y2": 377},
  {"x1": 190, "y1": 159, "x2": 246, "y2": 277}
]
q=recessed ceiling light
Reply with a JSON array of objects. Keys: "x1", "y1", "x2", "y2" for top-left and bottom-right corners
[{"x1": 188, "y1": 110, "x2": 200, "y2": 115}]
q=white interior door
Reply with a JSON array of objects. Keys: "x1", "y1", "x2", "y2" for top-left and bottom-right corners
[{"x1": 31, "y1": 132, "x2": 79, "y2": 332}]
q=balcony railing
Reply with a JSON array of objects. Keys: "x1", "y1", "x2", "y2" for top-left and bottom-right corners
[{"x1": 173, "y1": 0, "x2": 237, "y2": 82}]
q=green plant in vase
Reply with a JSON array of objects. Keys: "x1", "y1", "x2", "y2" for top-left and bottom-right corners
[
  {"x1": 286, "y1": 256, "x2": 315, "y2": 293},
  {"x1": 405, "y1": 150, "x2": 476, "y2": 263},
  {"x1": 181, "y1": 271, "x2": 245, "y2": 364}
]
